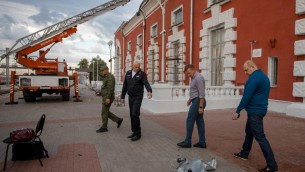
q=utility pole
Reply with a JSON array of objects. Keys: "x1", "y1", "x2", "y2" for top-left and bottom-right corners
[
  {"x1": 108, "y1": 40, "x2": 113, "y2": 73},
  {"x1": 5, "y1": 48, "x2": 9, "y2": 86}
]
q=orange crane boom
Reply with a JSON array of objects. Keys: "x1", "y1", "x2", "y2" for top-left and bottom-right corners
[
  {"x1": 2, "y1": 0, "x2": 130, "y2": 103},
  {"x1": 16, "y1": 27, "x2": 77, "y2": 75}
]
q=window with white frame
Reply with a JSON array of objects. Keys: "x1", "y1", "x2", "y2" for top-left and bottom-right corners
[
  {"x1": 137, "y1": 34, "x2": 142, "y2": 46},
  {"x1": 128, "y1": 41, "x2": 131, "y2": 51},
  {"x1": 211, "y1": 28, "x2": 225, "y2": 86},
  {"x1": 172, "y1": 7, "x2": 183, "y2": 26},
  {"x1": 268, "y1": 57, "x2": 278, "y2": 87},
  {"x1": 151, "y1": 24, "x2": 158, "y2": 38},
  {"x1": 172, "y1": 40, "x2": 180, "y2": 85}
]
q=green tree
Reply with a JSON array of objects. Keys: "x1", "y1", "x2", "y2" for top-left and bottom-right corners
[
  {"x1": 89, "y1": 55, "x2": 107, "y2": 81},
  {"x1": 78, "y1": 58, "x2": 89, "y2": 68}
]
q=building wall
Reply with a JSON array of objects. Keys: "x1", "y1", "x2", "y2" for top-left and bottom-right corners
[{"x1": 114, "y1": 0, "x2": 305, "y2": 113}]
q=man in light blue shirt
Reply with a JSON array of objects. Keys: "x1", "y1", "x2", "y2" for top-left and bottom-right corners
[{"x1": 177, "y1": 64, "x2": 207, "y2": 148}]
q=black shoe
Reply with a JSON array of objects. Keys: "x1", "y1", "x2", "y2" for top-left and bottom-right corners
[
  {"x1": 177, "y1": 141, "x2": 191, "y2": 148},
  {"x1": 193, "y1": 142, "x2": 207, "y2": 148},
  {"x1": 131, "y1": 135, "x2": 141, "y2": 141},
  {"x1": 96, "y1": 127, "x2": 108, "y2": 133},
  {"x1": 257, "y1": 167, "x2": 278, "y2": 172},
  {"x1": 127, "y1": 133, "x2": 135, "y2": 138},
  {"x1": 117, "y1": 118, "x2": 123, "y2": 128},
  {"x1": 233, "y1": 153, "x2": 248, "y2": 160}
]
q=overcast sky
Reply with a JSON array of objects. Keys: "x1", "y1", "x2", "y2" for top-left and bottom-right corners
[{"x1": 0, "y1": 0, "x2": 141, "y2": 68}]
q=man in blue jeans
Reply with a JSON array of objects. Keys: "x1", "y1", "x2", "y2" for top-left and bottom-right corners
[
  {"x1": 232, "y1": 60, "x2": 278, "y2": 172},
  {"x1": 177, "y1": 64, "x2": 206, "y2": 148}
]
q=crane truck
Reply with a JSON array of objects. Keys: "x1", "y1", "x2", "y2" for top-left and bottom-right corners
[{"x1": 1, "y1": 0, "x2": 130, "y2": 103}]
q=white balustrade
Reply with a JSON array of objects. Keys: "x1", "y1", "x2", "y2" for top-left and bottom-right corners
[{"x1": 171, "y1": 85, "x2": 244, "y2": 100}]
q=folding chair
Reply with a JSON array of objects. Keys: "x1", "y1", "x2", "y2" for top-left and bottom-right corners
[{"x1": 2, "y1": 114, "x2": 48, "y2": 171}]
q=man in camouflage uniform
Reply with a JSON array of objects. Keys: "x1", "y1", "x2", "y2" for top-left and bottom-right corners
[{"x1": 96, "y1": 65, "x2": 123, "y2": 133}]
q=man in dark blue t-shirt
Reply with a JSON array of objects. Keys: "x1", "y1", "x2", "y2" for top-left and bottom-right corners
[{"x1": 232, "y1": 60, "x2": 278, "y2": 172}]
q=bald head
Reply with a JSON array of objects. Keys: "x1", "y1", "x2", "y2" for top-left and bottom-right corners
[
  {"x1": 243, "y1": 60, "x2": 258, "y2": 75},
  {"x1": 132, "y1": 60, "x2": 141, "y2": 72}
]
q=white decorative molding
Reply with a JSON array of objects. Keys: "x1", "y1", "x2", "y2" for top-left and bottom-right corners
[
  {"x1": 202, "y1": 18, "x2": 212, "y2": 29},
  {"x1": 114, "y1": 38, "x2": 122, "y2": 83},
  {"x1": 225, "y1": 18, "x2": 237, "y2": 29},
  {"x1": 147, "y1": 39, "x2": 160, "y2": 83},
  {"x1": 135, "y1": 46, "x2": 144, "y2": 69},
  {"x1": 200, "y1": 29, "x2": 209, "y2": 37},
  {"x1": 221, "y1": 9, "x2": 234, "y2": 20},
  {"x1": 296, "y1": 0, "x2": 305, "y2": 15},
  {"x1": 201, "y1": 71, "x2": 211, "y2": 81},
  {"x1": 294, "y1": 61, "x2": 305, "y2": 76},
  {"x1": 224, "y1": 43, "x2": 236, "y2": 55},
  {"x1": 223, "y1": 58, "x2": 236, "y2": 68},
  {"x1": 200, "y1": 38, "x2": 209, "y2": 48},
  {"x1": 224, "y1": 29, "x2": 237, "y2": 42},
  {"x1": 205, "y1": 0, "x2": 232, "y2": 13},
  {"x1": 125, "y1": 52, "x2": 132, "y2": 73},
  {"x1": 200, "y1": 6, "x2": 237, "y2": 86},
  {"x1": 293, "y1": 82, "x2": 305, "y2": 97},
  {"x1": 294, "y1": 40, "x2": 305, "y2": 55},
  {"x1": 166, "y1": 27, "x2": 186, "y2": 85},
  {"x1": 223, "y1": 71, "x2": 236, "y2": 81},
  {"x1": 211, "y1": 5, "x2": 221, "y2": 20},
  {"x1": 201, "y1": 48, "x2": 209, "y2": 58},
  {"x1": 199, "y1": 59, "x2": 210, "y2": 70},
  {"x1": 295, "y1": 19, "x2": 305, "y2": 35}
]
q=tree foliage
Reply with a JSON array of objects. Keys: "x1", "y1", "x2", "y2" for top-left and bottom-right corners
[
  {"x1": 78, "y1": 58, "x2": 89, "y2": 68},
  {"x1": 77, "y1": 56, "x2": 107, "y2": 82}
]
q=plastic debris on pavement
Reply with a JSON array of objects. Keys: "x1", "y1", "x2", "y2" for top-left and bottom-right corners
[{"x1": 175, "y1": 158, "x2": 217, "y2": 172}]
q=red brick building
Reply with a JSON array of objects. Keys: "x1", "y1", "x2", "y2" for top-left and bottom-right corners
[{"x1": 114, "y1": 0, "x2": 305, "y2": 117}]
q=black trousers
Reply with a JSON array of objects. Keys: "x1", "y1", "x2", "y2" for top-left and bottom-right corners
[{"x1": 128, "y1": 95, "x2": 143, "y2": 136}]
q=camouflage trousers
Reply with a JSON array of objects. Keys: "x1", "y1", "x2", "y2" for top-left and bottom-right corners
[{"x1": 101, "y1": 98, "x2": 120, "y2": 129}]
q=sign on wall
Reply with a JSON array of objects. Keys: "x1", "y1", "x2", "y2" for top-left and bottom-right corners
[{"x1": 252, "y1": 48, "x2": 262, "y2": 58}]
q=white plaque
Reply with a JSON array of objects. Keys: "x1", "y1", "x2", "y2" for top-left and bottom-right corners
[{"x1": 252, "y1": 48, "x2": 262, "y2": 58}]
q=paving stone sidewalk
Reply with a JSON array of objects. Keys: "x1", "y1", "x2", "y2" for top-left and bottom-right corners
[{"x1": 0, "y1": 85, "x2": 304, "y2": 172}]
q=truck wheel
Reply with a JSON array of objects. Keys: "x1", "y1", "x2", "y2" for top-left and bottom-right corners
[
  {"x1": 61, "y1": 90, "x2": 70, "y2": 101},
  {"x1": 23, "y1": 90, "x2": 36, "y2": 102}
]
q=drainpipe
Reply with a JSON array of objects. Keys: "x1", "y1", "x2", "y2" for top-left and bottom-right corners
[
  {"x1": 156, "y1": 0, "x2": 168, "y2": 83},
  {"x1": 142, "y1": 17, "x2": 146, "y2": 72},
  {"x1": 190, "y1": 0, "x2": 193, "y2": 65},
  {"x1": 122, "y1": 29, "x2": 125, "y2": 79},
  {"x1": 137, "y1": 10, "x2": 146, "y2": 72}
]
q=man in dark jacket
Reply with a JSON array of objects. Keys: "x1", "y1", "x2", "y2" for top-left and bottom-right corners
[
  {"x1": 232, "y1": 60, "x2": 278, "y2": 172},
  {"x1": 121, "y1": 61, "x2": 152, "y2": 141},
  {"x1": 96, "y1": 65, "x2": 123, "y2": 133}
]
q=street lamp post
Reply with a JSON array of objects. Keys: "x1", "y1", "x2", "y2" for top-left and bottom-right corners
[
  {"x1": 96, "y1": 56, "x2": 99, "y2": 81},
  {"x1": 5, "y1": 48, "x2": 9, "y2": 86},
  {"x1": 108, "y1": 40, "x2": 113, "y2": 73},
  {"x1": 92, "y1": 58, "x2": 95, "y2": 82}
]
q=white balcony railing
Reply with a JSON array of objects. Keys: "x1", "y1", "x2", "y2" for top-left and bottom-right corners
[{"x1": 171, "y1": 85, "x2": 243, "y2": 100}]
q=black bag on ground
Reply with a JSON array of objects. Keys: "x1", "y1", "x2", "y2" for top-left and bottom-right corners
[{"x1": 12, "y1": 141, "x2": 48, "y2": 161}]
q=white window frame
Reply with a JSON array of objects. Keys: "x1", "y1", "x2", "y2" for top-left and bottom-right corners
[
  {"x1": 268, "y1": 57, "x2": 278, "y2": 87},
  {"x1": 137, "y1": 34, "x2": 142, "y2": 46},
  {"x1": 151, "y1": 23, "x2": 158, "y2": 38},
  {"x1": 172, "y1": 40, "x2": 180, "y2": 85},
  {"x1": 210, "y1": 27, "x2": 225, "y2": 86},
  {"x1": 127, "y1": 41, "x2": 131, "y2": 51},
  {"x1": 171, "y1": 5, "x2": 183, "y2": 26}
]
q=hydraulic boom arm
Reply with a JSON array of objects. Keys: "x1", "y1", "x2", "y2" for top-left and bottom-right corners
[{"x1": 0, "y1": 0, "x2": 130, "y2": 60}]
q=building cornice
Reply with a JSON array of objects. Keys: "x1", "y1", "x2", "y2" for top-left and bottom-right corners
[{"x1": 122, "y1": 0, "x2": 160, "y2": 36}]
